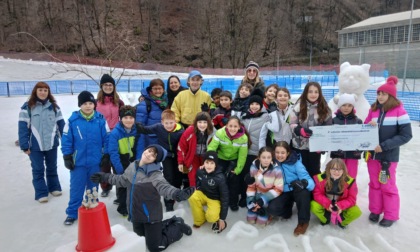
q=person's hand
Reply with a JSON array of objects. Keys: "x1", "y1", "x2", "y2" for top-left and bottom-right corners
[
  {"x1": 232, "y1": 100, "x2": 244, "y2": 112},
  {"x1": 178, "y1": 164, "x2": 184, "y2": 172},
  {"x1": 63, "y1": 155, "x2": 74, "y2": 170},
  {"x1": 244, "y1": 173, "x2": 255, "y2": 185},
  {"x1": 335, "y1": 149, "x2": 344, "y2": 158},
  {"x1": 255, "y1": 198, "x2": 264, "y2": 208},
  {"x1": 267, "y1": 102, "x2": 278, "y2": 113},
  {"x1": 90, "y1": 172, "x2": 106, "y2": 184},
  {"x1": 217, "y1": 219, "x2": 226, "y2": 232},
  {"x1": 173, "y1": 187, "x2": 195, "y2": 201},
  {"x1": 294, "y1": 126, "x2": 312, "y2": 138},
  {"x1": 23, "y1": 149, "x2": 31, "y2": 155},
  {"x1": 201, "y1": 103, "x2": 209, "y2": 112},
  {"x1": 100, "y1": 154, "x2": 111, "y2": 169},
  {"x1": 367, "y1": 120, "x2": 377, "y2": 127},
  {"x1": 374, "y1": 145, "x2": 383, "y2": 153},
  {"x1": 290, "y1": 179, "x2": 308, "y2": 192}
]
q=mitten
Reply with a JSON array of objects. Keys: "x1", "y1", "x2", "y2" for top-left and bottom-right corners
[
  {"x1": 232, "y1": 100, "x2": 244, "y2": 112},
  {"x1": 267, "y1": 102, "x2": 278, "y2": 113},
  {"x1": 244, "y1": 173, "x2": 255, "y2": 185},
  {"x1": 290, "y1": 179, "x2": 308, "y2": 192},
  {"x1": 379, "y1": 160, "x2": 391, "y2": 184},
  {"x1": 90, "y1": 172, "x2": 106, "y2": 184},
  {"x1": 100, "y1": 154, "x2": 111, "y2": 169},
  {"x1": 63, "y1": 155, "x2": 74, "y2": 170},
  {"x1": 201, "y1": 103, "x2": 210, "y2": 112},
  {"x1": 173, "y1": 187, "x2": 195, "y2": 202}
]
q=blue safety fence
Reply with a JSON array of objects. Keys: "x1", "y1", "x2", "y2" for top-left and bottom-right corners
[{"x1": 1, "y1": 77, "x2": 419, "y2": 121}]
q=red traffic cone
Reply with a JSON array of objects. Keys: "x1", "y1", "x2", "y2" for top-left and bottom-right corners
[{"x1": 76, "y1": 202, "x2": 116, "y2": 252}]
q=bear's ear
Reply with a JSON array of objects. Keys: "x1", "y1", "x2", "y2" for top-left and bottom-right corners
[
  {"x1": 340, "y1": 62, "x2": 351, "y2": 72},
  {"x1": 361, "y1": 64, "x2": 371, "y2": 73},
  {"x1": 352, "y1": 94, "x2": 358, "y2": 102},
  {"x1": 333, "y1": 94, "x2": 340, "y2": 105}
]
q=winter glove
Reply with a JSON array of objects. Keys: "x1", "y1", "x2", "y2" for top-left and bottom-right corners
[
  {"x1": 63, "y1": 155, "x2": 75, "y2": 170},
  {"x1": 201, "y1": 103, "x2": 210, "y2": 112},
  {"x1": 90, "y1": 172, "x2": 107, "y2": 184},
  {"x1": 173, "y1": 187, "x2": 195, "y2": 202},
  {"x1": 294, "y1": 126, "x2": 313, "y2": 138},
  {"x1": 100, "y1": 154, "x2": 111, "y2": 169},
  {"x1": 379, "y1": 160, "x2": 391, "y2": 184},
  {"x1": 290, "y1": 179, "x2": 308, "y2": 192},
  {"x1": 135, "y1": 122, "x2": 144, "y2": 133},
  {"x1": 353, "y1": 149, "x2": 362, "y2": 158},
  {"x1": 335, "y1": 149, "x2": 344, "y2": 158},
  {"x1": 255, "y1": 198, "x2": 264, "y2": 208},
  {"x1": 267, "y1": 102, "x2": 278, "y2": 113},
  {"x1": 232, "y1": 100, "x2": 244, "y2": 112},
  {"x1": 221, "y1": 117, "x2": 229, "y2": 126},
  {"x1": 244, "y1": 173, "x2": 255, "y2": 185}
]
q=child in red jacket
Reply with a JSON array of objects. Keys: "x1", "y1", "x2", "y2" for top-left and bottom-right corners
[{"x1": 310, "y1": 158, "x2": 362, "y2": 229}]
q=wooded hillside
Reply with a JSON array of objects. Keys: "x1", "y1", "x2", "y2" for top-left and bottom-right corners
[{"x1": 0, "y1": 0, "x2": 416, "y2": 68}]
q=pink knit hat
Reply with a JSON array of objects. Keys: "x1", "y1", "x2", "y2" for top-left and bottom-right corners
[{"x1": 377, "y1": 76, "x2": 398, "y2": 98}]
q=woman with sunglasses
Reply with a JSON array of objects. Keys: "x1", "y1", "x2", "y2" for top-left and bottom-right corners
[{"x1": 234, "y1": 61, "x2": 265, "y2": 99}]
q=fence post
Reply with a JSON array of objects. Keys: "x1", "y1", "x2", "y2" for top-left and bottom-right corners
[
  {"x1": 128, "y1": 79, "x2": 131, "y2": 93},
  {"x1": 71, "y1": 81, "x2": 74, "y2": 95},
  {"x1": 7, "y1": 82, "x2": 10, "y2": 97}
]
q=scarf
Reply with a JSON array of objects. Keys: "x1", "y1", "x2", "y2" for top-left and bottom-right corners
[{"x1": 149, "y1": 93, "x2": 168, "y2": 110}]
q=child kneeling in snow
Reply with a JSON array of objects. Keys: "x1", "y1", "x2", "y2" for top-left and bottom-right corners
[
  {"x1": 246, "y1": 147, "x2": 284, "y2": 226},
  {"x1": 90, "y1": 144, "x2": 195, "y2": 252},
  {"x1": 188, "y1": 151, "x2": 229, "y2": 233},
  {"x1": 310, "y1": 158, "x2": 362, "y2": 229}
]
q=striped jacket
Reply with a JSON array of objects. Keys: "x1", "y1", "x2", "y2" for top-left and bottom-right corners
[
  {"x1": 364, "y1": 104, "x2": 412, "y2": 162},
  {"x1": 246, "y1": 160, "x2": 284, "y2": 207}
]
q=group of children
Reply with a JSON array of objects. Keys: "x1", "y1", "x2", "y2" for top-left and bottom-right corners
[{"x1": 19, "y1": 64, "x2": 412, "y2": 251}]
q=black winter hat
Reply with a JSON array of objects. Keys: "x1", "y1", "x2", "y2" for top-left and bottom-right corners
[
  {"x1": 100, "y1": 74, "x2": 115, "y2": 86},
  {"x1": 78, "y1": 91, "x2": 96, "y2": 107},
  {"x1": 204, "y1": 151, "x2": 218, "y2": 164},
  {"x1": 248, "y1": 88, "x2": 264, "y2": 108},
  {"x1": 146, "y1": 144, "x2": 167, "y2": 163},
  {"x1": 119, "y1": 105, "x2": 136, "y2": 119}
]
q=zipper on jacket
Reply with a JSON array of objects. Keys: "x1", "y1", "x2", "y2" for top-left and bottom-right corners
[
  {"x1": 128, "y1": 169, "x2": 139, "y2": 221},
  {"x1": 373, "y1": 110, "x2": 386, "y2": 160},
  {"x1": 77, "y1": 126, "x2": 83, "y2": 140}
]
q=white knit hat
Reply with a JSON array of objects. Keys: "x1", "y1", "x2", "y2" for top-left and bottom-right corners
[{"x1": 337, "y1": 93, "x2": 357, "y2": 108}]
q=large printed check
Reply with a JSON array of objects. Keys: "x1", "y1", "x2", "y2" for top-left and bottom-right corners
[{"x1": 309, "y1": 124, "x2": 379, "y2": 152}]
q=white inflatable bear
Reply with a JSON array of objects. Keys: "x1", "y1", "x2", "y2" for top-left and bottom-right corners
[{"x1": 328, "y1": 62, "x2": 371, "y2": 121}]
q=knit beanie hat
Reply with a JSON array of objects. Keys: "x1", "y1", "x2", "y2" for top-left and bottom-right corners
[
  {"x1": 245, "y1": 61, "x2": 259, "y2": 72},
  {"x1": 100, "y1": 74, "x2": 115, "y2": 86},
  {"x1": 337, "y1": 93, "x2": 357, "y2": 108},
  {"x1": 119, "y1": 105, "x2": 136, "y2": 119},
  {"x1": 78, "y1": 91, "x2": 96, "y2": 107},
  {"x1": 377, "y1": 76, "x2": 398, "y2": 98},
  {"x1": 204, "y1": 151, "x2": 218, "y2": 164},
  {"x1": 146, "y1": 144, "x2": 167, "y2": 163},
  {"x1": 248, "y1": 88, "x2": 264, "y2": 108}
]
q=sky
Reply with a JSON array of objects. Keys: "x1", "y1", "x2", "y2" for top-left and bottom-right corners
[{"x1": 0, "y1": 57, "x2": 418, "y2": 252}]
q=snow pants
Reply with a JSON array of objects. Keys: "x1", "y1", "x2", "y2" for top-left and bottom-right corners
[
  {"x1": 310, "y1": 200, "x2": 362, "y2": 226},
  {"x1": 29, "y1": 148, "x2": 61, "y2": 200},
  {"x1": 343, "y1": 158, "x2": 359, "y2": 178},
  {"x1": 367, "y1": 159, "x2": 400, "y2": 220},
  {"x1": 267, "y1": 189, "x2": 311, "y2": 223},
  {"x1": 188, "y1": 190, "x2": 221, "y2": 226},
  {"x1": 66, "y1": 164, "x2": 99, "y2": 219}
]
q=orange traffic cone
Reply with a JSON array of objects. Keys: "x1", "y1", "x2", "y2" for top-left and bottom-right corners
[{"x1": 76, "y1": 202, "x2": 116, "y2": 252}]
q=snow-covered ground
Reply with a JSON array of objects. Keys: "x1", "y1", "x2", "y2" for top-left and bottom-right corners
[{"x1": 0, "y1": 58, "x2": 418, "y2": 252}]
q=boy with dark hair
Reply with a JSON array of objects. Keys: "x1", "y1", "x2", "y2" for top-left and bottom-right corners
[
  {"x1": 136, "y1": 109, "x2": 185, "y2": 211},
  {"x1": 209, "y1": 88, "x2": 223, "y2": 115},
  {"x1": 188, "y1": 151, "x2": 228, "y2": 233},
  {"x1": 108, "y1": 105, "x2": 140, "y2": 216},
  {"x1": 232, "y1": 83, "x2": 253, "y2": 114},
  {"x1": 61, "y1": 91, "x2": 110, "y2": 225},
  {"x1": 91, "y1": 144, "x2": 195, "y2": 252},
  {"x1": 211, "y1": 91, "x2": 233, "y2": 129}
]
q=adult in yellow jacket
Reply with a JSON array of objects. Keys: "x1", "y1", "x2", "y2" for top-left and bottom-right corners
[{"x1": 171, "y1": 70, "x2": 212, "y2": 127}]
